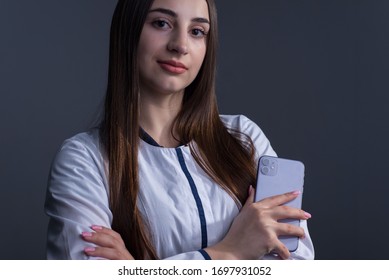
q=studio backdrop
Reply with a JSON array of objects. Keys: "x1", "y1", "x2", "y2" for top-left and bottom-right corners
[{"x1": 1, "y1": 0, "x2": 389, "y2": 259}]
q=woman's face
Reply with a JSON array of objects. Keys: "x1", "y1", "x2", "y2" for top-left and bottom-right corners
[{"x1": 138, "y1": 0, "x2": 210, "y2": 97}]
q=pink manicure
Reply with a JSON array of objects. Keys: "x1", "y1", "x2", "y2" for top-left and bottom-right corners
[
  {"x1": 91, "y1": 225, "x2": 103, "y2": 230},
  {"x1": 81, "y1": 232, "x2": 93, "y2": 237},
  {"x1": 304, "y1": 212, "x2": 312, "y2": 219},
  {"x1": 84, "y1": 247, "x2": 95, "y2": 253},
  {"x1": 292, "y1": 190, "x2": 301, "y2": 195}
]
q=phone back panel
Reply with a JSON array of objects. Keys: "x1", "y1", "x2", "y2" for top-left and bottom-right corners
[{"x1": 254, "y1": 156, "x2": 305, "y2": 252}]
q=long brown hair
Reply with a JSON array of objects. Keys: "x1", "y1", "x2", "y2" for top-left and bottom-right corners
[{"x1": 100, "y1": 0, "x2": 257, "y2": 259}]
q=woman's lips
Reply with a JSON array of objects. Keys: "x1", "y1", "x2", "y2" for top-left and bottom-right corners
[{"x1": 158, "y1": 60, "x2": 188, "y2": 74}]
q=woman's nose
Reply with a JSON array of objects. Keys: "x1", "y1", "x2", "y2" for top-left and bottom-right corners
[{"x1": 167, "y1": 30, "x2": 189, "y2": 55}]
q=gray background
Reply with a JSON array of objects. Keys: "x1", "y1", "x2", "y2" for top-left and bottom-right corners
[{"x1": 1, "y1": 0, "x2": 388, "y2": 259}]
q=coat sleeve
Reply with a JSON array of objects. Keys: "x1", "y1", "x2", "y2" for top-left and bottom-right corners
[{"x1": 44, "y1": 134, "x2": 112, "y2": 259}]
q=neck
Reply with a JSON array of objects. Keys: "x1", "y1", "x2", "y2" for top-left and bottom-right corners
[{"x1": 139, "y1": 91, "x2": 184, "y2": 148}]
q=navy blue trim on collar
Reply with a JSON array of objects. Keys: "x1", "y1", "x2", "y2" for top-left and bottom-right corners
[
  {"x1": 175, "y1": 148, "x2": 208, "y2": 249},
  {"x1": 139, "y1": 127, "x2": 186, "y2": 148},
  {"x1": 198, "y1": 249, "x2": 212, "y2": 260},
  {"x1": 139, "y1": 128, "x2": 162, "y2": 147}
]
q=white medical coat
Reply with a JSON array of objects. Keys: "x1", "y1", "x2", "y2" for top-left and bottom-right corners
[{"x1": 44, "y1": 115, "x2": 314, "y2": 260}]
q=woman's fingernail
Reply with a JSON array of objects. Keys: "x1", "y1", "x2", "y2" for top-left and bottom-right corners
[
  {"x1": 304, "y1": 212, "x2": 312, "y2": 219},
  {"x1": 84, "y1": 247, "x2": 95, "y2": 253},
  {"x1": 81, "y1": 232, "x2": 93, "y2": 237},
  {"x1": 292, "y1": 190, "x2": 301, "y2": 195},
  {"x1": 91, "y1": 225, "x2": 103, "y2": 230}
]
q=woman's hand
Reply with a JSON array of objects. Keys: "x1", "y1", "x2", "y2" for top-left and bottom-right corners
[
  {"x1": 205, "y1": 186, "x2": 311, "y2": 260},
  {"x1": 81, "y1": 226, "x2": 134, "y2": 260}
]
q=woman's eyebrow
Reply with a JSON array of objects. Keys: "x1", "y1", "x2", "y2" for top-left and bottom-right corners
[
  {"x1": 148, "y1": 8, "x2": 210, "y2": 25},
  {"x1": 149, "y1": 8, "x2": 177, "y2": 17}
]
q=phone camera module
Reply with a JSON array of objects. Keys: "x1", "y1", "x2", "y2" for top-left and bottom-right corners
[{"x1": 260, "y1": 157, "x2": 278, "y2": 176}]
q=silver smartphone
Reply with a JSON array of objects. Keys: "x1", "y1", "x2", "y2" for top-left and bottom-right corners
[{"x1": 254, "y1": 155, "x2": 305, "y2": 252}]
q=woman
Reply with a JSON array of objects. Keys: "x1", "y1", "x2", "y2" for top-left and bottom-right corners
[{"x1": 45, "y1": 0, "x2": 314, "y2": 260}]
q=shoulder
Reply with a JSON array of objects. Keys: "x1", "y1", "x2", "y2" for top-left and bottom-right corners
[
  {"x1": 220, "y1": 114, "x2": 262, "y2": 135},
  {"x1": 54, "y1": 129, "x2": 102, "y2": 163},
  {"x1": 59, "y1": 129, "x2": 101, "y2": 153},
  {"x1": 49, "y1": 128, "x2": 106, "y2": 183},
  {"x1": 220, "y1": 114, "x2": 277, "y2": 159}
]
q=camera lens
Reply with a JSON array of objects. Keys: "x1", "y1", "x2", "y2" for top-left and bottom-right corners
[
  {"x1": 261, "y1": 166, "x2": 270, "y2": 175},
  {"x1": 262, "y1": 158, "x2": 270, "y2": 166}
]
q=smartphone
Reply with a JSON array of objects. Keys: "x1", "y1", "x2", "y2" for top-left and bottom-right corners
[{"x1": 254, "y1": 155, "x2": 305, "y2": 252}]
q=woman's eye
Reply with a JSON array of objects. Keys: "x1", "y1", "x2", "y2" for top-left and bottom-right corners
[
  {"x1": 152, "y1": 20, "x2": 170, "y2": 29},
  {"x1": 192, "y1": 28, "x2": 207, "y2": 38}
]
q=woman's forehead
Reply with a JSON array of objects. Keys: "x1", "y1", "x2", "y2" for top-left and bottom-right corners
[{"x1": 148, "y1": 0, "x2": 210, "y2": 21}]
